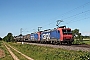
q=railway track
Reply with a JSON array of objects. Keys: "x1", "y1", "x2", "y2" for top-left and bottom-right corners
[{"x1": 24, "y1": 42, "x2": 90, "y2": 52}]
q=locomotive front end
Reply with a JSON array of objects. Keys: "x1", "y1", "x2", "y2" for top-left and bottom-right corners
[
  {"x1": 62, "y1": 28, "x2": 74, "y2": 43},
  {"x1": 57, "y1": 26, "x2": 74, "y2": 44}
]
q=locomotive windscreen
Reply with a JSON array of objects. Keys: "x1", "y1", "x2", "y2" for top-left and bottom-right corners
[{"x1": 62, "y1": 29, "x2": 72, "y2": 35}]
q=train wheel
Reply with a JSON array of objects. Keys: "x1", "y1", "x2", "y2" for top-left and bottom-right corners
[
  {"x1": 67, "y1": 42, "x2": 72, "y2": 45},
  {"x1": 60, "y1": 42, "x2": 62, "y2": 45},
  {"x1": 52, "y1": 41, "x2": 55, "y2": 45}
]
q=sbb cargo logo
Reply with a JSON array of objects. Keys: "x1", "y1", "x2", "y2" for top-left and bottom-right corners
[{"x1": 42, "y1": 33, "x2": 50, "y2": 40}]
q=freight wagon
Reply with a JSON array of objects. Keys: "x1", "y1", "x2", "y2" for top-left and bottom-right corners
[{"x1": 15, "y1": 26, "x2": 74, "y2": 44}]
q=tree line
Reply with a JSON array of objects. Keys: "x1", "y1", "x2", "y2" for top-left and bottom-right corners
[{"x1": 2, "y1": 33, "x2": 14, "y2": 42}]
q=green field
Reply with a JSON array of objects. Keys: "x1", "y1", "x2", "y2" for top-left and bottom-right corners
[
  {"x1": 0, "y1": 41, "x2": 13, "y2": 60},
  {"x1": 1, "y1": 41, "x2": 90, "y2": 60},
  {"x1": 7, "y1": 44, "x2": 27, "y2": 60},
  {"x1": 83, "y1": 40, "x2": 90, "y2": 44},
  {"x1": 73, "y1": 39, "x2": 90, "y2": 45},
  {"x1": 8, "y1": 42, "x2": 90, "y2": 60}
]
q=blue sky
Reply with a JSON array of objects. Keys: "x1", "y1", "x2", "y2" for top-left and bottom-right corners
[{"x1": 0, "y1": 0, "x2": 90, "y2": 37}]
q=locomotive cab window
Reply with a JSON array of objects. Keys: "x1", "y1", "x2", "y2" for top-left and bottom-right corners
[
  {"x1": 62, "y1": 29, "x2": 66, "y2": 34},
  {"x1": 62, "y1": 29, "x2": 72, "y2": 35}
]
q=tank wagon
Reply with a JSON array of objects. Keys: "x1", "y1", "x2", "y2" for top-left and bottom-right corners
[
  {"x1": 14, "y1": 34, "x2": 30, "y2": 42},
  {"x1": 24, "y1": 34, "x2": 30, "y2": 41}
]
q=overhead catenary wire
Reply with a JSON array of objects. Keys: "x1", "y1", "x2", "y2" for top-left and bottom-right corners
[
  {"x1": 60, "y1": 1, "x2": 90, "y2": 18},
  {"x1": 66, "y1": 17, "x2": 90, "y2": 24},
  {"x1": 61, "y1": 1, "x2": 90, "y2": 25},
  {"x1": 63, "y1": 10, "x2": 90, "y2": 24},
  {"x1": 63, "y1": 10, "x2": 90, "y2": 20},
  {"x1": 41, "y1": 1, "x2": 90, "y2": 29},
  {"x1": 27, "y1": 1, "x2": 90, "y2": 32}
]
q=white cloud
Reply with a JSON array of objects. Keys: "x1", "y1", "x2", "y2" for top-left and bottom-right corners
[{"x1": 81, "y1": 32, "x2": 90, "y2": 36}]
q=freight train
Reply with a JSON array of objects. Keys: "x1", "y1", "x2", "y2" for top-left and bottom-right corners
[{"x1": 14, "y1": 26, "x2": 74, "y2": 44}]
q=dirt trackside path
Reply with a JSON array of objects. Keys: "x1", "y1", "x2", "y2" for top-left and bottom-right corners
[
  {"x1": 4, "y1": 44, "x2": 19, "y2": 60},
  {"x1": 8, "y1": 44, "x2": 34, "y2": 60},
  {"x1": 0, "y1": 49, "x2": 5, "y2": 58}
]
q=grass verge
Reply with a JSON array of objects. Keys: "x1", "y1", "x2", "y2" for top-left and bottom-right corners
[
  {"x1": 8, "y1": 42, "x2": 90, "y2": 60},
  {"x1": 5, "y1": 43, "x2": 27, "y2": 60},
  {"x1": 0, "y1": 41, "x2": 13, "y2": 60},
  {"x1": 73, "y1": 39, "x2": 90, "y2": 45},
  {"x1": 83, "y1": 40, "x2": 90, "y2": 45}
]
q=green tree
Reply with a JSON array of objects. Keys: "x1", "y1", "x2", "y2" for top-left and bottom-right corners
[
  {"x1": 72, "y1": 29, "x2": 83, "y2": 44},
  {"x1": 0, "y1": 37, "x2": 2, "y2": 41},
  {"x1": 82, "y1": 36, "x2": 90, "y2": 39},
  {"x1": 3, "y1": 33, "x2": 14, "y2": 42},
  {"x1": 3, "y1": 36, "x2": 8, "y2": 42}
]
